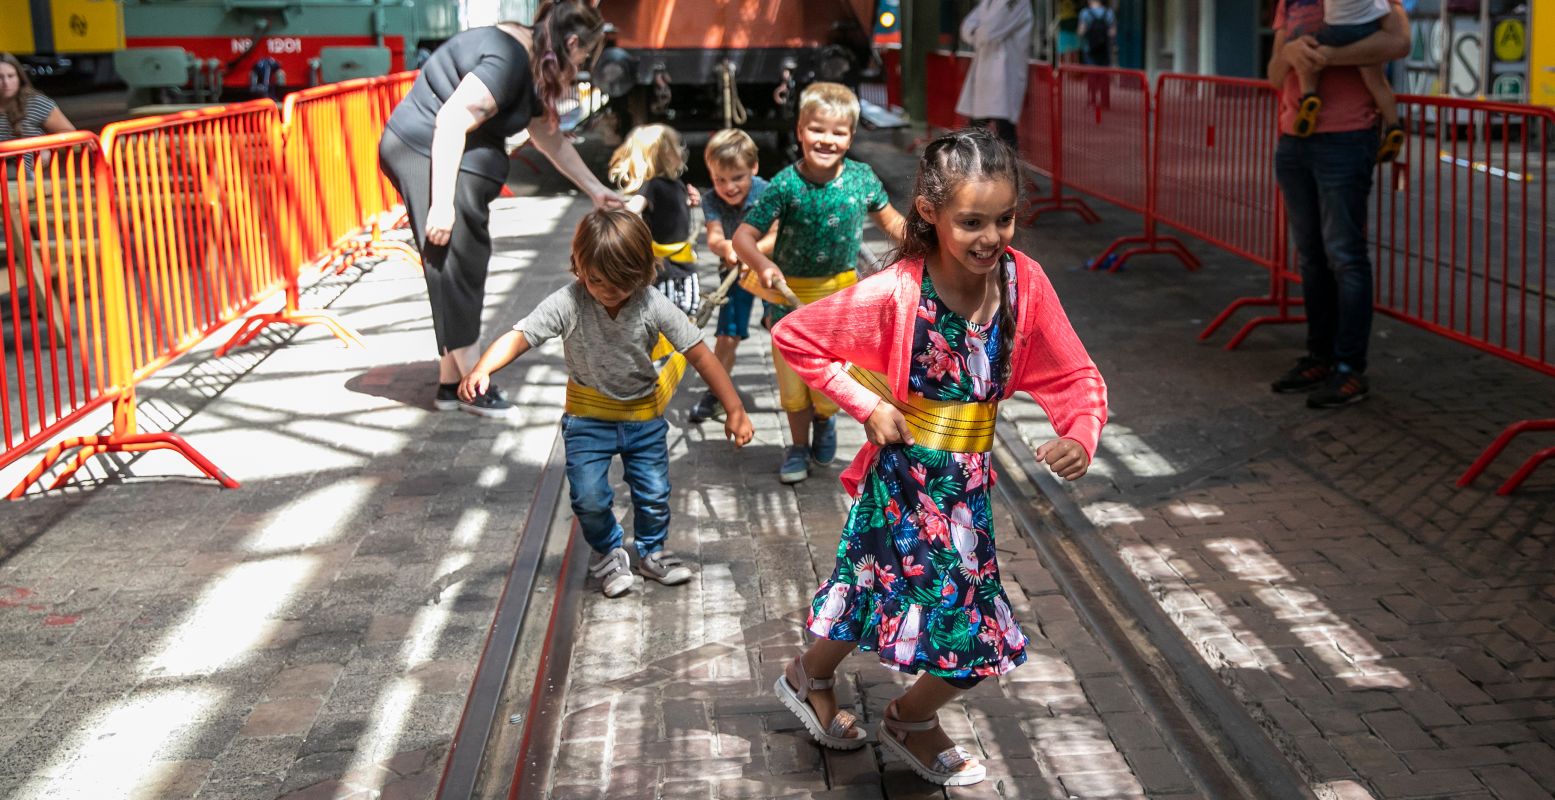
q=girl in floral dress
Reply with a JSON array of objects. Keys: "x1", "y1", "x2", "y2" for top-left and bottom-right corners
[{"x1": 769, "y1": 128, "x2": 1107, "y2": 786}]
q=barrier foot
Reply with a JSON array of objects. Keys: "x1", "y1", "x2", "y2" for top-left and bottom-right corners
[
  {"x1": 216, "y1": 310, "x2": 365, "y2": 357},
  {"x1": 1225, "y1": 314, "x2": 1307, "y2": 351},
  {"x1": 1199, "y1": 296, "x2": 1304, "y2": 349},
  {"x1": 1022, "y1": 194, "x2": 1099, "y2": 225},
  {"x1": 1458, "y1": 420, "x2": 1555, "y2": 494},
  {"x1": 1091, "y1": 235, "x2": 1201, "y2": 273},
  {"x1": 9, "y1": 432, "x2": 240, "y2": 499}
]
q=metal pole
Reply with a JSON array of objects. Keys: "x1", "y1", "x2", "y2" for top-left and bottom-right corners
[
  {"x1": 1479, "y1": 0, "x2": 1491, "y2": 99},
  {"x1": 1438, "y1": 0, "x2": 1450, "y2": 95}
]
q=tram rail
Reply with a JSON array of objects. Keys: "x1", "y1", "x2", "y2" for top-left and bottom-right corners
[{"x1": 436, "y1": 409, "x2": 1318, "y2": 798}]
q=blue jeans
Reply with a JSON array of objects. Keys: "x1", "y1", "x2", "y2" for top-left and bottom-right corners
[
  {"x1": 1275, "y1": 130, "x2": 1377, "y2": 373},
  {"x1": 562, "y1": 414, "x2": 672, "y2": 557}
]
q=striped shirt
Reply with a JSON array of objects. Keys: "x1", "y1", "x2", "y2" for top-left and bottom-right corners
[{"x1": 1, "y1": 94, "x2": 60, "y2": 173}]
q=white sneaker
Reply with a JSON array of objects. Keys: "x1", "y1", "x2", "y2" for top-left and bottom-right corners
[
  {"x1": 637, "y1": 550, "x2": 693, "y2": 585},
  {"x1": 589, "y1": 547, "x2": 634, "y2": 598}
]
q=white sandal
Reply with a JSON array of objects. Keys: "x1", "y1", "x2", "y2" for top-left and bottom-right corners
[
  {"x1": 878, "y1": 701, "x2": 986, "y2": 786},
  {"x1": 773, "y1": 656, "x2": 868, "y2": 750}
]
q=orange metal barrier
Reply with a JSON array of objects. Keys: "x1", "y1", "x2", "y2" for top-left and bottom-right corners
[
  {"x1": 1057, "y1": 66, "x2": 1197, "y2": 273},
  {"x1": 2, "y1": 132, "x2": 236, "y2": 497}
]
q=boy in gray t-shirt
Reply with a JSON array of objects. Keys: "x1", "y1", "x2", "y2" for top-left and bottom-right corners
[{"x1": 462, "y1": 210, "x2": 753, "y2": 598}]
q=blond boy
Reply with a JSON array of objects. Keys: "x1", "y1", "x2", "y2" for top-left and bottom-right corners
[{"x1": 733, "y1": 82, "x2": 906, "y2": 484}]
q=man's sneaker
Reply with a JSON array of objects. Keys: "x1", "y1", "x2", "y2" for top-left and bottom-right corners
[
  {"x1": 811, "y1": 416, "x2": 838, "y2": 465},
  {"x1": 638, "y1": 550, "x2": 693, "y2": 585},
  {"x1": 779, "y1": 445, "x2": 810, "y2": 484},
  {"x1": 434, "y1": 383, "x2": 461, "y2": 411},
  {"x1": 588, "y1": 546, "x2": 635, "y2": 598},
  {"x1": 459, "y1": 384, "x2": 515, "y2": 419},
  {"x1": 688, "y1": 392, "x2": 721, "y2": 424},
  {"x1": 1271, "y1": 356, "x2": 1332, "y2": 394},
  {"x1": 1307, "y1": 370, "x2": 1369, "y2": 409}
]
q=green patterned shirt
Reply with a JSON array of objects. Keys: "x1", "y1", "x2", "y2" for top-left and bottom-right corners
[{"x1": 743, "y1": 158, "x2": 890, "y2": 280}]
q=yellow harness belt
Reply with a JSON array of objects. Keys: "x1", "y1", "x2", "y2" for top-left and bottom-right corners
[
  {"x1": 565, "y1": 336, "x2": 688, "y2": 421},
  {"x1": 847, "y1": 366, "x2": 997, "y2": 453},
  {"x1": 651, "y1": 240, "x2": 696, "y2": 265},
  {"x1": 738, "y1": 269, "x2": 858, "y2": 307}
]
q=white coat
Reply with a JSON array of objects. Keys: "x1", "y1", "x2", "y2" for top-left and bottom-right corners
[{"x1": 955, "y1": 0, "x2": 1035, "y2": 122}]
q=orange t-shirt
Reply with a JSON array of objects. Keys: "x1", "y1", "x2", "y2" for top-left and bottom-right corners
[{"x1": 1274, "y1": 0, "x2": 1403, "y2": 136}]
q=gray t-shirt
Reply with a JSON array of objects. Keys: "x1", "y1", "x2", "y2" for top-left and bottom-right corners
[{"x1": 514, "y1": 283, "x2": 704, "y2": 401}]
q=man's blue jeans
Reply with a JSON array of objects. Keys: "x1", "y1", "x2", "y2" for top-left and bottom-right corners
[
  {"x1": 1275, "y1": 130, "x2": 1377, "y2": 373},
  {"x1": 562, "y1": 414, "x2": 672, "y2": 558}
]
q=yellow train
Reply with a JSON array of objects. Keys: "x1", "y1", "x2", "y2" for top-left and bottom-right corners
[{"x1": 0, "y1": 0, "x2": 123, "y2": 83}]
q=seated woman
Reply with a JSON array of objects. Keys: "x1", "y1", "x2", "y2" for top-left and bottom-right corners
[{"x1": 1, "y1": 53, "x2": 76, "y2": 177}]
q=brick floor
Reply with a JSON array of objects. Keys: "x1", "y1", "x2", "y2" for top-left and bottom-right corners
[
  {"x1": 539, "y1": 223, "x2": 1182, "y2": 799},
  {"x1": 982, "y1": 126, "x2": 1555, "y2": 799}
]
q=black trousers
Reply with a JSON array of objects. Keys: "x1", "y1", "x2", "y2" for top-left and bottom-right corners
[
  {"x1": 378, "y1": 128, "x2": 505, "y2": 354},
  {"x1": 971, "y1": 117, "x2": 1018, "y2": 152}
]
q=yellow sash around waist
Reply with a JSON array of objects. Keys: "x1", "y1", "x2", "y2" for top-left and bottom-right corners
[
  {"x1": 737, "y1": 269, "x2": 857, "y2": 307},
  {"x1": 565, "y1": 336, "x2": 688, "y2": 422},
  {"x1": 651, "y1": 240, "x2": 696, "y2": 264},
  {"x1": 847, "y1": 366, "x2": 997, "y2": 453}
]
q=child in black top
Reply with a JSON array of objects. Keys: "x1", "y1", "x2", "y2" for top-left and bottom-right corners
[{"x1": 609, "y1": 124, "x2": 701, "y2": 314}]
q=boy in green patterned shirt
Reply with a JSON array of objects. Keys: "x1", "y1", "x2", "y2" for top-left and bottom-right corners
[{"x1": 734, "y1": 82, "x2": 906, "y2": 485}]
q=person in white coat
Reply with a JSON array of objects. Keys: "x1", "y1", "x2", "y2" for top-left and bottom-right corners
[{"x1": 954, "y1": 0, "x2": 1034, "y2": 151}]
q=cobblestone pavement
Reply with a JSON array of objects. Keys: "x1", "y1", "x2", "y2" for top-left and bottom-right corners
[
  {"x1": 989, "y1": 159, "x2": 1555, "y2": 798},
  {"x1": 540, "y1": 324, "x2": 1191, "y2": 800}
]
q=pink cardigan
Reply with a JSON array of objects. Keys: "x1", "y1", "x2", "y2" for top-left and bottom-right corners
[{"x1": 771, "y1": 248, "x2": 1108, "y2": 496}]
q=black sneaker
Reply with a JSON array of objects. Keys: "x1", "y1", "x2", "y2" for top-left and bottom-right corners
[
  {"x1": 459, "y1": 384, "x2": 515, "y2": 418},
  {"x1": 434, "y1": 382, "x2": 461, "y2": 411},
  {"x1": 688, "y1": 392, "x2": 721, "y2": 424},
  {"x1": 1271, "y1": 356, "x2": 1333, "y2": 394},
  {"x1": 1307, "y1": 370, "x2": 1369, "y2": 409}
]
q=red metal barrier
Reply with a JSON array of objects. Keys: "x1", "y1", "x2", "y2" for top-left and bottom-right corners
[
  {"x1": 1057, "y1": 65, "x2": 1197, "y2": 272},
  {"x1": 881, "y1": 46, "x2": 903, "y2": 111},
  {"x1": 1018, "y1": 62, "x2": 1096, "y2": 224},
  {"x1": 923, "y1": 52, "x2": 970, "y2": 133},
  {"x1": 1143, "y1": 74, "x2": 1297, "y2": 347},
  {"x1": 2, "y1": 132, "x2": 236, "y2": 497},
  {"x1": 1368, "y1": 96, "x2": 1553, "y2": 494}
]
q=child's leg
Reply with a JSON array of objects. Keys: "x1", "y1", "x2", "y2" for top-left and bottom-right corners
[
  {"x1": 786, "y1": 408, "x2": 814, "y2": 449},
  {"x1": 713, "y1": 335, "x2": 739, "y2": 374},
  {"x1": 1292, "y1": 64, "x2": 1324, "y2": 137},
  {"x1": 1359, "y1": 64, "x2": 1399, "y2": 126},
  {"x1": 782, "y1": 637, "x2": 860, "y2": 725},
  {"x1": 887, "y1": 673, "x2": 983, "y2": 775},
  {"x1": 619, "y1": 417, "x2": 672, "y2": 557},
  {"x1": 1361, "y1": 64, "x2": 1405, "y2": 162},
  {"x1": 563, "y1": 417, "x2": 626, "y2": 554},
  {"x1": 773, "y1": 343, "x2": 814, "y2": 448}
]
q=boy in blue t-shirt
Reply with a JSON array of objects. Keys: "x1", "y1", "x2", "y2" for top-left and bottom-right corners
[{"x1": 688, "y1": 128, "x2": 778, "y2": 423}]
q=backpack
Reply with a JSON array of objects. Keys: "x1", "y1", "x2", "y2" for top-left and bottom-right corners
[{"x1": 1082, "y1": 8, "x2": 1112, "y2": 53}]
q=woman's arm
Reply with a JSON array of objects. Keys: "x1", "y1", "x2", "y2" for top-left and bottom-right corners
[
  {"x1": 41, "y1": 106, "x2": 74, "y2": 135},
  {"x1": 1319, "y1": 5, "x2": 1411, "y2": 66},
  {"x1": 427, "y1": 73, "x2": 499, "y2": 246},
  {"x1": 528, "y1": 118, "x2": 625, "y2": 209}
]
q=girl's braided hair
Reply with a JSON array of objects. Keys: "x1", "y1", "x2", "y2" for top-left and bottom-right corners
[{"x1": 892, "y1": 126, "x2": 1022, "y2": 385}]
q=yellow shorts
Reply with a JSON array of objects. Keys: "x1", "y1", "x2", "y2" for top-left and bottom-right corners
[{"x1": 773, "y1": 343, "x2": 840, "y2": 417}]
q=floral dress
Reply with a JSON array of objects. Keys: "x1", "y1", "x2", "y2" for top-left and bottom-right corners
[{"x1": 807, "y1": 258, "x2": 1027, "y2": 680}]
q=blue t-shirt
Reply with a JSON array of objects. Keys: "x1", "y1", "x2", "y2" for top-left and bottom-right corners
[{"x1": 701, "y1": 175, "x2": 769, "y2": 235}]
